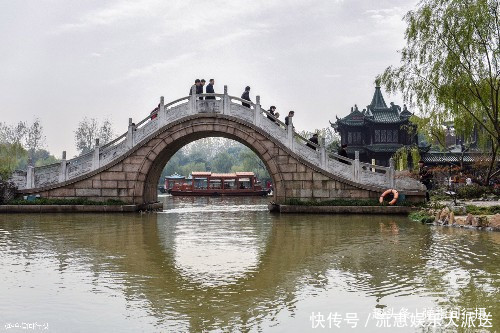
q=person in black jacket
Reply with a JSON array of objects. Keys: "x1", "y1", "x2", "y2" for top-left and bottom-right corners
[
  {"x1": 267, "y1": 106, "x2": 277, "y2": 122},
  {"x1": 338, "y1": 144, "x2": 348, "y2": 161},
  {"x1": 206, "y1": 79, "x2": 215, "y2": 100},
  {"x1": 241, "y1": 86, "x2": 251, "y2": 107},
  {"x1": 198, "y1": 79, "x2": 206, "y2": 100},
  {"x1": 284, "y1": 111, "x2": 295, "y2": 126},
  {"x1": 307, "y1": 133, "x2": 319, "y2": 150},
  {"x1": 189, "y1": 79, "x2": 201, "y2": 96}
]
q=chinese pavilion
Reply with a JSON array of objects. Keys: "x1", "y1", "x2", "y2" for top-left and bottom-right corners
[{"x1": 330, "y1": 85, "x2": 417, "y2": 166}]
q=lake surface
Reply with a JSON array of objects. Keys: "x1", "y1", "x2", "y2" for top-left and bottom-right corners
[{"x1": 0, "y1": 196, "x2": 499, "y2": 332}]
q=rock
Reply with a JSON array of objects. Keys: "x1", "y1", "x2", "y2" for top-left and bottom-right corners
[
  {"x1": 472, "y1": 215, "x2": 488, "y2": 228},
  {"x1": 439, "y1": 207, "x2": 450, "y2": 221},
  {"x1": 454, "y1": 216, "x2": 467, "y2": 226},
  {"x1": 449, "y1": 211, "x2": 455, "y2": 225},
  {"x1": 465, "y1": 214, "x2": 475, "y2": 225},
  {"x1": 487, "y1": 214, "x2": 500, "y2": 230},
  {"x1": 435, "y1": 210, "x2": 441, "y2": 223}
]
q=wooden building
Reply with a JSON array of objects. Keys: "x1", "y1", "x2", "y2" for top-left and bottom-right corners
[{"x1": 331, "y1": 85, "x2": 417, "y2": 166}]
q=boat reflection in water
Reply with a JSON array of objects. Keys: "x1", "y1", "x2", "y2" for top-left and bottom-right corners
[{"x1": 170, "y1": 171, "x2": 270, "y2": 196}]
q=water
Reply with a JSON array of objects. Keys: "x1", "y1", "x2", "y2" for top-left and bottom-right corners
[{"x1": 0, "y1": 196, "x2": 499, "y2": 332}]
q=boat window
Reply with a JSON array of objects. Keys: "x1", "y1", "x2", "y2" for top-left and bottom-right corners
[
  {"x1": 209, "y1": 179, "x2": 222, "y2": 189},
  {"x1": 194, "y1": 178, "x2": 208, "y2": 189},
  {"x1": 238, "y1": 178, "x2": 252, "y2": 189},
  {"x1": 223, "y1": 179, "x2": 237, "y2": 189}
]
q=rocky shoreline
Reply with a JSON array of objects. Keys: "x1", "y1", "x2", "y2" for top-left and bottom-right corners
[{"x1": 425, "y1": 206, "x2": 500, "y2": 231}]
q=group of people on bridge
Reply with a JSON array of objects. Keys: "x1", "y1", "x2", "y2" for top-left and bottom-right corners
[{"x1": 150, "y1": 80, "x2": 352, "y2": 154}]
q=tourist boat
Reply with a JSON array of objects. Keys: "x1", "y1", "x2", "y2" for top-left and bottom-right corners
[{"x1": 170, "y1": 172, "x2": 270, "y2": 196}]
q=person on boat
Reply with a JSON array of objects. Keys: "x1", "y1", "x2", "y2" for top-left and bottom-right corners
[
  {"x1": 267, "y1": 106, "x2": 277, "y2": 122},
  {"x1": 307, "y1": 133, "x2": 319, "y2": 150},
  {"x1": 241, "y1": 86, "x2": 251, "y2": 108},
  {"x1": 205, "y1": 79, "x2": 215, "y2": 99}
]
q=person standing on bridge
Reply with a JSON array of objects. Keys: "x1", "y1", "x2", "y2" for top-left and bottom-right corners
[
  {"x1": 199, "y1": 79, "x2": 206, "y2": 100},
  {"x1": 189, "y1": 79, "x2": 201, "y2": 96},
  {"x1": 284, "y1": 111, "x2": 295, "y2": 127},
  {"x1": 241, "y1": 86, "x2": 251, "y2": 108},
  {"x1": 267, "y1": 106, "x2": 277, "y2": 122},
  {"x1": 206, "y1": 79, "x2": 215, "y2": 100},
  {"x1": 307, "y1": 133, "x2": 319, "y2": 150}
]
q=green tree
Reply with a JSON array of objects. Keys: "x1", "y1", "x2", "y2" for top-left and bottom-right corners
[
  {"x1": 378, "y1": 0, "x2": 499, "y2": 184},
  {"x1": 74, "y1": 118, "x2": 114, "y2": 155},
  {"x1": 211, "y1": 152, "x2": 234, "y2": 173},
  {"x1": 0, "y1": 143, "x2": 27, "y2": 180}
]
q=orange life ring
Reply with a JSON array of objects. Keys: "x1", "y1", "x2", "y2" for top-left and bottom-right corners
[{"x1": 379, "y1": 189, "x2": 399, "y2": 205}]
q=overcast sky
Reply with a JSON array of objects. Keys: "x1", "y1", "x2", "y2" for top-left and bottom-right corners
[{"x1": 0, "y1": 0, "x2": 417, "y2": 157}]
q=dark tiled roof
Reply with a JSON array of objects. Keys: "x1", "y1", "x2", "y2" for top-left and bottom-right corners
[
  {"x1": 369, "y1": 86, "x2": 387, "y2": 110},
  {"x1": 422, "y1": 153, "x2": 475, "y2": 164},
  {"x1": 365, "y1": 144, "x2": 403, "y2": 153},
  {"x1": 333, "y1": 86, "x2": 413, "y2": 126},
  {"x1": 337, "y1": 109, "x2": 365, "y2": 126},
  {"x1": 367, "y1": 109, "x2": 403, "y2": 123}
]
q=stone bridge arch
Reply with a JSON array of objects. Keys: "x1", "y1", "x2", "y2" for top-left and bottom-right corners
[
  {"x1": 14, "y1": 87, "x2": 425, "y2": 204},
  {"x1": 137, "y1": 114, "x2": 286, "y2": 204}
]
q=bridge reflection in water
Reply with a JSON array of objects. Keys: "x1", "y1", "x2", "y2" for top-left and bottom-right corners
[{"x1": 0, "y1": 198, "x2": 499, "y2": 332}]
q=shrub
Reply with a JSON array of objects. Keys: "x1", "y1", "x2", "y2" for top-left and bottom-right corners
[
  {"x1": 6, "y1": 198, "x2": 127, "y2": 206},
  {"x1": 456, "y1": 185, "x2": 490, "y2": 199},
  {"x1": 408, "y1": 211, "x2": 435, "y2": 223},
  {"x1": 0, "y1": 180, "x2": 17, "y2": 204}
]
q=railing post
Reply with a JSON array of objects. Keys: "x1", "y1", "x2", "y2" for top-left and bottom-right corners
[
  {"x1": 59, "y1": 151, "x2": 67, "y2": 183},
  {"x1": 254, "y1": 95, "x2": 261, "y2": 126},
  {"x1": 389, "y1": 158, "x2": 395, "y2": 188},
  {"x1": 126, "y1": 118, "x2": 134, "y2": 149},
  {"x1": 189, "y1": 85, "x2": 197, "y2": 115},
  {"x1": 222, "y1": 85, "x2": 229, "y2": 115},
  {"x1": 93, "y1": 139, "x2": 100, "y2": 170},
  {"x1": 319, "y1": 137, "x2": 327, "y2": 169},
  {"x1": 354, "y1": 150, "x2": 360, "y2": 182},
  {"x1": 287, "y1": 117, "x2": 294, "y2": 150},
  {"x1": 26, "y1": 165, "x2": 34, "y2": 189}
]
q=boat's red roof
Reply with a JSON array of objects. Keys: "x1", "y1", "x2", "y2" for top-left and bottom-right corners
[{"x1": 190, "y1": 171, "x2": 255, "y2": 178}]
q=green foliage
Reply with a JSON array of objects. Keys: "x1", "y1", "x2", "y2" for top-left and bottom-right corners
[
  {"x1": 393, "y1": 146, "x2": 420, "y2": 171},
  {"x1": 378, "y1": 0, "x2": 499, "y2": 183},
  {"x1": 7, "y1": 198, "x2": 126, "y2": 205},
  {"x1": 284, "y1": 198, "x2": 413, "y2": 207},
  {"x1": 409, "y1": 211, "x2": 435, "y2": 223},
  {"x1": 456, "y1": 185, "x2": 492, "y2": 199},
  {"x1": 465, "y1": 205, "x2": 500, "y2": 215},
  {"x1": 0, "y1": 143, "x2": 27, "y2": 180}
]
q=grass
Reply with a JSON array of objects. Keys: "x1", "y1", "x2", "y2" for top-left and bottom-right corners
[
  {"x1": 408, "y1": 211, "x2": 435, "y2": 223},
  {"x1": 465, "y1": 205, "x2": 500, "y2": 215},
  {"x1": 6, "y1": 198, "x2": 127, "y2": 206},
  {"x1": 284, "y1": 198, "x2": 422, "y2": 207}
]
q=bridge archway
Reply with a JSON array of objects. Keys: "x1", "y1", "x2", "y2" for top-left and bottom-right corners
[
  {"x1": 137, "y1": 115, "x2": 283, "y2": 203},
  {"x1": 132, "y1": 114, "x2": 286, "y2": 204}
]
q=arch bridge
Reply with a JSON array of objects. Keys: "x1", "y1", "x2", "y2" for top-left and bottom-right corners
[{"x1": 12, "y1": 86, "x2": 425, "y2": 204}]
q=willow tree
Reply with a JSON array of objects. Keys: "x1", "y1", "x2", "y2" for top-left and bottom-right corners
[{"x1": 378, "y1": 0, "x2": 499, "y2": 184}]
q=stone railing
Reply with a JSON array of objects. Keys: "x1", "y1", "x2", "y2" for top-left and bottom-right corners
[{"x1": 12, "y1": 85, "x2": 424, "y2": 193}]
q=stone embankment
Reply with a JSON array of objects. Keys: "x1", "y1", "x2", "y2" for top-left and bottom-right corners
[{"x1": 431, "y1": 207, "x2": 500, "y2": 231}]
